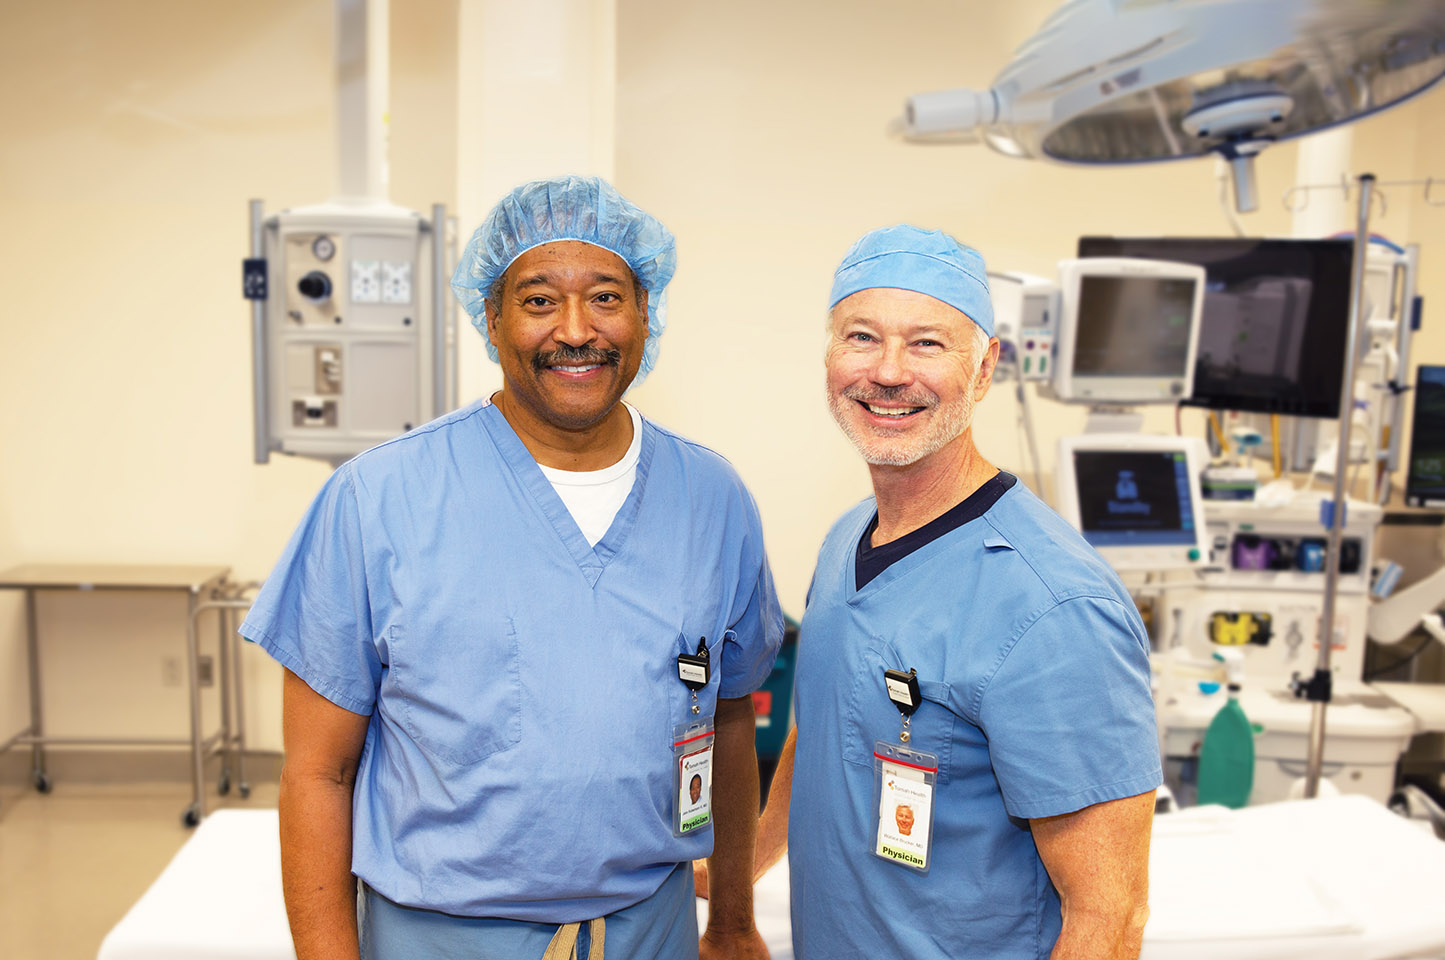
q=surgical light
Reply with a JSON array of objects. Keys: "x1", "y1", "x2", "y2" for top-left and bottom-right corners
[{"x1": 901, "y1": 0, "x2": 1445, "y2": 211}]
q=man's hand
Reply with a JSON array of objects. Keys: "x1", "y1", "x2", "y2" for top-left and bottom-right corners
[
  {"x1": 700, "y1": 927, "x2": 770, "y2": 960},
  {"x1": 693, "y1": 857, "x2": 711, "y2": 900}
]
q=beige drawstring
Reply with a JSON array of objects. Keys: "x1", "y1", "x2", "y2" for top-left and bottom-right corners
[{"x1": 541, "y1": 917, "x2": 605, "y2": 960}]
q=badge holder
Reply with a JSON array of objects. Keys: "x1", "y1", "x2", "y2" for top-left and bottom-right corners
[
  {"x1": 673, "y1": 638, "x2": 715, "y2": 837},
  {"x1": 873, "y1": 668, "x2": 937, "y2": 873}
]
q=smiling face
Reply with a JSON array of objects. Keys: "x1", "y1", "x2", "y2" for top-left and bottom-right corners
[
  {"x1": 825, "y1": 287, "x2": 998, "y2": 468},
  {"x1": 485, "y1": 240, "x2": 648, "y2": 435},
  {"x1": 895, "y1": 804, "x2": 915, "y2": 836},
  {"x1": 689, "y1": 775, "x2": 702, "y2": 805}
]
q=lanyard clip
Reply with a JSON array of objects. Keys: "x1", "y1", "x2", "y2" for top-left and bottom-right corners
[
  {"x1": 884, "y1": 667, "x2": 921, "y2": 742},
  {"x1": 678, "y1": 638, "x2": 710, "y2": 714}
]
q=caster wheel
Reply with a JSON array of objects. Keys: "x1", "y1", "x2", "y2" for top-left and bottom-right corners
[
  {"x1": 238, "y1": 783, "x2": 252, "y2": 800},
  {"x1": 182, "y1": 807, "x2": 200, "y2": 828},
  {"x1": 33, "y1": 772, "x2": 53, "y2": 794},
  {"x1": 218, "y1": 774, "x2": 232, "y2": 797}
]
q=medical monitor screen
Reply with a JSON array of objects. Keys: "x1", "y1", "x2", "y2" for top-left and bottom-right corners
[
  {"x1": 1077, "y1": 237, "x2": 1353, "y2": 418},
  {"x1": 1072, "y1": 449, "x2": 1196, "y2": 547},
  {"x1": 1073, "y1": 275, "x2": 1197, "y2": 377},
  {"x1": 1406, "y1": 365, "x2": 1445, "y2": 507}
]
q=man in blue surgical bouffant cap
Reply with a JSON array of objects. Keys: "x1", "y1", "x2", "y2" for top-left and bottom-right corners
[
  {"x1": 244, "y1": 176, "x2": 782, "y2": 960},
  {"x1": 750, "y1": 224, "x2": 1163, "y2": 960}
]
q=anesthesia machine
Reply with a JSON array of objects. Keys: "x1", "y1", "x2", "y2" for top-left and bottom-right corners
[{"x1": 988, "y1": 232, "x2": 1427, "y2": 807}]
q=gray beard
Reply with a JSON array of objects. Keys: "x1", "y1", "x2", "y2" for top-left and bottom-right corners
[{"x1": 827, "y1": 387, "x2": 976, "y2": 467}]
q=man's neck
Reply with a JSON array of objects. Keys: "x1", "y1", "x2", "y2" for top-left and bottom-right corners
[
  {"x1": 493, "y1": 391, "x2": 635, "y2": 471},
  {"x1": 868, "y1": 433, "x2": 997, "y2": 546}
]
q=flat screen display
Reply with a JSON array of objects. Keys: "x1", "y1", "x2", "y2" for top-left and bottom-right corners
[
  {"x1": 1406, "y1": 365, "x2": 1445, "y2": 507},
  {"x1": 1077, "y1": 237, "x2": 1354, "y2": 418},
  {"x1": 1073, "y1": 275, "x2": 1197, "y2": 378},
  {"x1": 1073, "y1": 449, "x2": 1196, "y2": 547}
]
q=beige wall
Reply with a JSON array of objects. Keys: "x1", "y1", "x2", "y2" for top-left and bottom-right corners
[
  {"x1": 0, "y1": 0, "x2": 456, "y2": 755},
  {"x1": 0, "y1": 0, "x2": 1441, "y2": 757}
]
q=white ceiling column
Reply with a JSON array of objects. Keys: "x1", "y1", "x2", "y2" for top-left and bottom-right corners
[
  {"x1": 454, "y1": 0, "x2": 618, "y2": 401},
  {"x1": 1291, "y1": 126, "x2": 1354, "y2": 239}
]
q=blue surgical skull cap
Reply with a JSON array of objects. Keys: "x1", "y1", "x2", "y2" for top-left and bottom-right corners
[
  {"x1": 828, "y1": 225, "x2": 994, "y2": 338},
  {"x1": 451, "y1": 175, "x2": 677, "y2": 384}
]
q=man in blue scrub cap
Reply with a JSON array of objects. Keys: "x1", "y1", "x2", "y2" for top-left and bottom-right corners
[
  {"x1": 752, "y1": 226, "x2": 1161, "y2": 959},
  {"x1": 242, "y1": 176, "x2": 783, "y2": 960}
]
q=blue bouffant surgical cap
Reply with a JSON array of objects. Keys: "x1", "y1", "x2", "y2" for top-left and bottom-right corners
[
  {"x1": 451, "y1": 175, "x2": 678, "y2": 384},
  {"x1": 828, "y1": 225, "x2": 994, "y2": 338}
]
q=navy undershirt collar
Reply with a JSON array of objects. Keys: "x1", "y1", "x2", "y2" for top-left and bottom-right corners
[{"x1": 855, "y1": 471, "x2": 1018, "y2": 590}]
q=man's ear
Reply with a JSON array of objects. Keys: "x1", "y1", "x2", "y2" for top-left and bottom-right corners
[{"x1": 484, "y1": 298, "x2": 501, "y2": 343}]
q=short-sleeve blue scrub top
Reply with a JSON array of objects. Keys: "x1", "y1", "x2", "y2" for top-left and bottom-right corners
[
  {"x1": 788, "y1": 481, "x2": 1161, "y2": 960},
  {"x1": 241, "y1": 399, "x2": 784, "y2": 943}
]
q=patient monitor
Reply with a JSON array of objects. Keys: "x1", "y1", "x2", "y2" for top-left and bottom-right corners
[
  {"x1": 1048, "y1": 258, "x2": 1206, "y2": 406},
  {"x1": 1057, "y1": 433, "x2": 1210, "y2": 570}
]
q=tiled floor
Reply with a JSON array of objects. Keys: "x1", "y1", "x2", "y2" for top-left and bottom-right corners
[{"x1": 0, "y1": 778, "x2": 280, "y2": 960}]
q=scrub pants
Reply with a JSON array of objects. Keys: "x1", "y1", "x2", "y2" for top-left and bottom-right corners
[{"x1": 358, "y1": 863, "x2": 699, "y2": 960}]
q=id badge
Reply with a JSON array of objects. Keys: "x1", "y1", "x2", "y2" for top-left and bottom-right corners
[
  {"x1": 873, "y1": 740, "x2": 938, "y2": 873},
  {"x1": 673, "y1": 718, "x2": 715, "y2": 837}
]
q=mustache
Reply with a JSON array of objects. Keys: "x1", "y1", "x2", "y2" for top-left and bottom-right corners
[
  {"x1": 532, "y1": 345, "x2": 622, "y2": 372},
  {"x1": 842, "y1": 384, "x2": 937, "y2": 408}
]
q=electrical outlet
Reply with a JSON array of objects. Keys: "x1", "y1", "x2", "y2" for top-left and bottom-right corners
[
  {"x1": 161, "y1": 657, "x2": 182, "y2": 687},
  {"x1": 197, "y1": 655, "x2": 215, "y2": 687}
]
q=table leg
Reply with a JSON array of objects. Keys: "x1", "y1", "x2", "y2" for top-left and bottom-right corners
[
  {"x1": 217, "y1": 602, "x2": 233, "y2": 796},
  {"x1": 230, "y1": 607, "x2": 251, "y2": 798},
  {"x1": 25, "y1": 589, "x2": 50, "y2": 793},
  {"x1": 184, "y1": 589, "x2": 205, "y2": 827}
]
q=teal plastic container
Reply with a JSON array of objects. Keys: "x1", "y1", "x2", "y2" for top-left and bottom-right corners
[{"x1": 1197, "y1": 690, "x2": 1254, "y2": 808}]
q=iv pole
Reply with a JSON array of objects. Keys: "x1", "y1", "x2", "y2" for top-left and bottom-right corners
[{"x1": 1301, "y1": 174, "x2": 1376, "y2": 798}]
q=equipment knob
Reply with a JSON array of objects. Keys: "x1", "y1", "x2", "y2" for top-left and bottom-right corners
[{"x1": 298, "y1": 270, "x2": 332, "y2": 303}]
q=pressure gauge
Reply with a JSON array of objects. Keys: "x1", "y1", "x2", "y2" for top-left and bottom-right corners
[{"x1": 312, "y1": 235, "x2": 336, "y2": 261}]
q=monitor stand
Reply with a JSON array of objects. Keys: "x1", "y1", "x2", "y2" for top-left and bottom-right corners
[{"x1": 1084, "y1": 405, "x2": 1144, "y2": 434}]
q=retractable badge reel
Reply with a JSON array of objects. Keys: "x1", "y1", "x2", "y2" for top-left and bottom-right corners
[
  {"x1": 873, "y1": 667, "x2": 938, "y2": 874},
  {"x1": 673, "y1": 638, "x2": 715, "y2": 837}
]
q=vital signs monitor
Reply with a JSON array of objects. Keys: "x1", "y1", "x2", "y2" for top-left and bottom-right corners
[
  {"x1": 1050, "y1": 258, "x2": 1206, "y2": 405},
  {"x1": 1056, "y1": 433, "x2": 1211, "y2": 570}
]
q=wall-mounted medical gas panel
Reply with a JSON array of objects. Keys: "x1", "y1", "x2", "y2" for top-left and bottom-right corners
[{"x1": 247, "y1": 201, "x2": 455, "y2": 465}]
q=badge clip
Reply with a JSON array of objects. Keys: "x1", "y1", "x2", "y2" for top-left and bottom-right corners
[
  {"x1": 884, "y1": 667, "x2": 921, "y2": 742},
  {"x1": 678, "y1": 638, "x2": 710, "y2": 714}
]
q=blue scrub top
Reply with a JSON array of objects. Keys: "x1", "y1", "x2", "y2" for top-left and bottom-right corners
[
  {"x1": 788, "y1": 482, "x2": 1161, "y2": 960},
  {"x1": 242, "y1": 399, "x2": 783, "y2": 922}
]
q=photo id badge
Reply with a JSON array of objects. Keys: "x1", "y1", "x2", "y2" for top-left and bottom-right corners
[
  {"x1": 673, "y1": 718, "x2": 715, "y2": 837},
  {"x1": 873, "y1": 740, "x2": 938, "y2": 873}
]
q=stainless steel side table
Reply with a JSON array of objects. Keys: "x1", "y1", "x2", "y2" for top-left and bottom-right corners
[{"x1": 0, "y1": 563, "x2": 253, "y2": 826}]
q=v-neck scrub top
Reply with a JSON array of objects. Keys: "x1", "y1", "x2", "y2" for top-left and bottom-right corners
[
  {"x1": 242, "y1": 399, "x2": 784, "y2": 922},
  {"x1": 788, "y1": 481, "x2": 1161, "y2": 960}
]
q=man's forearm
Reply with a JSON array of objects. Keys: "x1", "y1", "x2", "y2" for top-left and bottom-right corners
[
  {"x1": 705, "y1": 695, "x2": 762, "y2": 935},
  {"x1": 1050, "y1": 901, "x2": 1149, "y2": 960},
  {"x1": 753, "y1": 726, "x2": 794, "y2": 879},
  {"x1": 278, "y1": 768, "x2": 362, "y2": 960}
]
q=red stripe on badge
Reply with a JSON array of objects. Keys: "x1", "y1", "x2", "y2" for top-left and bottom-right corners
[
  {"x1": 674, "y1": 731, "x2": 714, "y2": 748},
  {"x1": 875, "y1": 752, "x2": 937, "y2": 773}
]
